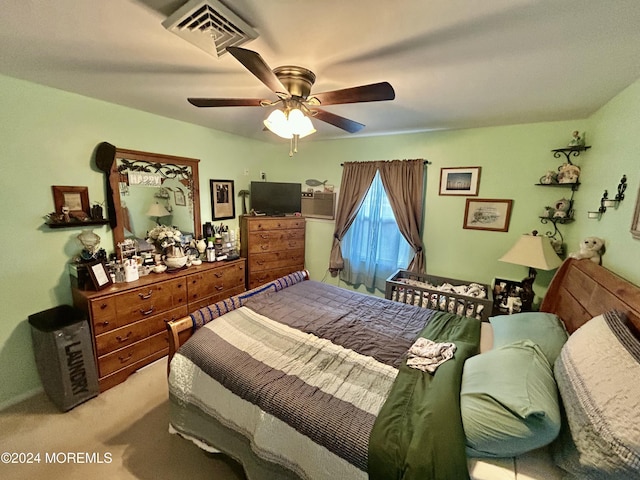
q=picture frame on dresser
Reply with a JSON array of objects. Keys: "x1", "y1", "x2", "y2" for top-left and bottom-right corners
[
  {"x1": 492, "y1": 277, "x2": 525, "y2": 315},
  {"x1": 87, "y1": 261, "x2": 112, "y2": 290},
  {"x1": 210, "y1": 179, "x2": 235, "y2": 220}
]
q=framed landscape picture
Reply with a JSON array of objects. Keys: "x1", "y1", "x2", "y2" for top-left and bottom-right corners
[
  {"x1": 463, "y1": 198, "x2": 513, "y2": 232},
  {"x1": 439, "y1": 167, "x2": 481, "y2": 196}
]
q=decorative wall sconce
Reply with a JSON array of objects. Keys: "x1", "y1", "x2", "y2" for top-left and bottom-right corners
[{"x1": 588, "y1": 175, "x2": 626, "y2": 219}]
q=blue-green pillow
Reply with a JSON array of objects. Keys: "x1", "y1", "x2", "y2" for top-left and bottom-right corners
[
  {"x1": 461, "y1": 340, "x2": 561, "y2": 458},
  {"x1": 489, "y1": 312, "x2": 568, "y2": 365}
]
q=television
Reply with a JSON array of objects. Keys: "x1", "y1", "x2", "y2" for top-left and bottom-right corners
[{"x1": 250, "y1": 181, "x2": 302, "y2": 216}]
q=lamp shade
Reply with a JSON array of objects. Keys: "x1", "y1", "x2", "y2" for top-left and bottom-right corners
[
  {"x1": 264, "y1": 109, "x2": 292, "y2": 139},
  {"x1": 263, "y1": 107, "x2": 316, "y2": 139},
  {"x1": 499, "y1": 234, "x2": 563, "y2": 270},
  {"x1": 146, "y1": 202, "x2": 170, "y2": 218}
]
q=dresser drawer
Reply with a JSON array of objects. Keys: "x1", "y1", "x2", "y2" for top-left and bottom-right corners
[
  {"x1": 98, "y1": 341, "x2": 150, "y2": 377},
  {"x1": 148, "y1": 330, "x2": 170, "y2": 355},
  {"x1": 248, "y1": 237, "x2": 305, "y2": 255},
  {"x1": 148, "y1": 305, "x2": 188, "y2": 336},
  {"x1": 187, "y1": 262, "x2": 245, "y2": 304},
  {"x1": 89, "y1": 296, "x2": 117, "y2": 335},
  {"x1": 189, "y1": 285, "x2": 246, "y2": 312},
  {"x1": 249, "y1": 228, "x2": 305, "y2": 243},
  {"x1": 248, "y1": 265, "x2": 304, "y2": 289},
  {"x1": 247, "y1": 218, "x2": 305, "y2": 232},
  {"x1": 249, "y1": 249, "x2": 304, "y2": 272},
  {"x1": 115, "y1": 281, "x2": 177, "y2": 325},
  {"x1": 95, "y1": 318, "x2": 149, "y2": 356}
]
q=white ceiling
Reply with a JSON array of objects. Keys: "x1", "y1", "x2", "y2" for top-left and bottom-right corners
[{"x1": 2, "y1": 0, "x2": 640, "y2": 143}]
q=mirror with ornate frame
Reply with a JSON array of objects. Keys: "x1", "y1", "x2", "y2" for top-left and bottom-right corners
[{"x1": 95, "y1": 142, "x2": 201, "y2": 256}]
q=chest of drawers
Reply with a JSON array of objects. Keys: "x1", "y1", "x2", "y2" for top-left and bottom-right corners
[
  {"x1": 241, "y1": 216, "x2": 306, "y2": 289},
  {"x1": 72, "y1": 259, "x2": 245, "y2": 392}
]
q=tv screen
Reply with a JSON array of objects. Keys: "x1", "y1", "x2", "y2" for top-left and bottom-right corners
[{"x1": 250, "y1": 181, "x2": 302, "y2": 216}]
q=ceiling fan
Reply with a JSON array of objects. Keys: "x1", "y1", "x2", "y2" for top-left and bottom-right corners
[{"x1": 187, "y1": 46, "x2": 395, "y2": 136}]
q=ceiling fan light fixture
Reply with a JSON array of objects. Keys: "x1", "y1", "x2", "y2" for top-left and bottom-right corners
[
  {"x1": 296, "y1": 115, "x2": 316, "y2": 138},
  {"x1": 264, "y1": 109, "x2": 293, "y2": 139},
  {"x1": 264, "y1": 107, "x2": 315, "y2": 140}
]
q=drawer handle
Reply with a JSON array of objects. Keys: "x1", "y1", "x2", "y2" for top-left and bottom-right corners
[
  {"x1": 215, "y1": 285, "x2": 224, "y2": 291},
  {"x1": 101, "y1": 321, "x2": 110, "y2": 327},
  {"x1": 260, "y1": 245, "x2": 269, "y2": 250},
  {"x1": 116, "y1": 332, "x2": 133, "y2": 343},
  {"x1": 260, "y1": 234, "x2": 269, "y2": 239},
  {"x1": 214, "y1": 272, "x2": 223, "y2": 278},
  {"x1": 118, "y1": 353, "x2": 134, "y2": 364},
  {"x1": 256, "y1": 260, "x2": 265, "y2": 265},
  {"x1": 100, "y1": 303, "x2": 109, "y2": 310},
  {"x1": 140, "y1": 307, "x2": 155, "y2": 316},
  {"x1": 138, "y1": 290, "x2": 153, "y2": 300},
  {"x1": 288, "y1": 242, "x2": 296, "y2": 247}
]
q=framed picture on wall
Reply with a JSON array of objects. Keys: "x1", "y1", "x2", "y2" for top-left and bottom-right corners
[
  {"x1": 52, "y1": 185, "x2": 90, "y2": 215},
  {"x1": 463, "y1": 198, "x2": 513, "y2": 232},
  {"x1": 210, "y1": 179, "x2": 235, "y2": 220},
  {"x1": 439, "y1": 167, "x2": 481, "y2": 196},
  {"x1": 174, "y1": 188, "x2": 186, "y2": 206},
  {"x1": 632, "y1": 183, "x2": 640, "y2": 240}
]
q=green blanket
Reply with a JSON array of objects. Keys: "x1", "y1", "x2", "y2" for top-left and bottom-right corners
[{"x1": 368, "y1": 311, "x2": 481, "y2": 480}]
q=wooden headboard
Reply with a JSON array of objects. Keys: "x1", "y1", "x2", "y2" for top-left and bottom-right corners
[{"x1": 540, "y1": 258, "x2": 640, "y2": 337}]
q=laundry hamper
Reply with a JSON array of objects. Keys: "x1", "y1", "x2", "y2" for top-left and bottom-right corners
[{"x1": 28, "y1": 305, "x2": 99, "y2": 411}]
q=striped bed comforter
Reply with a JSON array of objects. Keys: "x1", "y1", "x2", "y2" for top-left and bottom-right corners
[{"x1": 169, "y1": 280, "x2": 438, "y2": 476}]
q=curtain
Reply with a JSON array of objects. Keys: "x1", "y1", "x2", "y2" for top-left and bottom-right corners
[
  {"x1": 328, "y1": 162, "x2": 378, "y2": 275},
  {"x1": 340, "y1": 172, "x2": 412, "y2": 291},
  {"x1": 378, "y1": 159, "x2": 425, "y2": 272},
  {"x1": 329, "y1": 159, "x2": 426, "y2": 277}
]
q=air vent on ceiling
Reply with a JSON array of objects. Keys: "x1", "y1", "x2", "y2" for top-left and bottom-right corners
[{"x1": 162, "y1": 0, "x2": 258, "y2": 57}]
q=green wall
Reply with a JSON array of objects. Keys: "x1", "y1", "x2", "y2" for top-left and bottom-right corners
[{"x1": 1, "y1": 73, "x2": 639, "y2": 408}]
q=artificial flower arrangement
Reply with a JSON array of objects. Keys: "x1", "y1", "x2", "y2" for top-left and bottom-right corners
[{"x1": 146, "y1": 224, "x2": 183, "y2": 251}]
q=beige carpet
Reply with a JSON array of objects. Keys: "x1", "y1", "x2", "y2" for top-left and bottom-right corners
[{"x1": 0, "y1": 359, "x2": 246, "y2": 480}]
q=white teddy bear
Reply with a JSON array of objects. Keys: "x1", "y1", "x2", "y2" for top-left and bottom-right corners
[{"x1": 569, "y1": 236, "x2": 605, "y2": 264}]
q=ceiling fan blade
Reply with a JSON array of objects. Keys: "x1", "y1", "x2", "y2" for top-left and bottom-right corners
[
  {"x1": 312, "y1": 109, "x2": 365, "y2": 134},
  {"x1": 188, "y1": 98, "x2": 263, "y2": 107},
  {"x1": 226, "y1": 46, "x2": 289, "y2": 97},
  {"x1": 309, "y1": 82, "x2": 395, "y2": 106}
]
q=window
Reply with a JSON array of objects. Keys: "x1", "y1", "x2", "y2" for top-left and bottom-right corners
[{"x1": 341, "y1": 172, "x2": 411, "y2": 291}]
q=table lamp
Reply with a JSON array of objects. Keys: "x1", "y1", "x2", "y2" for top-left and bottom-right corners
[
  {"x1": 498, "y1": 231, "x2": 563, "y2": 311},
  {"x1": 147, "y1": 202, "x2": 171, "y2": 225}
]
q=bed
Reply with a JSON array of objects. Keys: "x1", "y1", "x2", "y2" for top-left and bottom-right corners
[{"x1": 167, "y1": 259, "x2": 640, "y2": 480}]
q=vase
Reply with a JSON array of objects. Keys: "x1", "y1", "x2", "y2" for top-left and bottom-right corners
[{"x1": 163, "y1": 245, "x2": 188, "y2": 269}]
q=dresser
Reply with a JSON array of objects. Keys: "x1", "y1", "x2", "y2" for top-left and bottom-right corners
[
  {"x1": 241, "y1": 216, "x2": 306, "y2": 289},
  {"x1": 72, "y1": 259, "x2": 245, "y2": 392}
]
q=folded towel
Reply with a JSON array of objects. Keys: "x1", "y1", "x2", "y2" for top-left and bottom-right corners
[{"x1": 406, "y1": 337, "x2": 457, "y2": 373}]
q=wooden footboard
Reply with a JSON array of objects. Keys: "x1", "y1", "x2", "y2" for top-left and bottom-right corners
[{"x1": 166, "y1": 316, "x2": 196, "y2": 374}]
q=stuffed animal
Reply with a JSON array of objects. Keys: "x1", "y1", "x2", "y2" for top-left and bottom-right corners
[
  {"x1": 569, "y1": 237, "x2": 605, "y2": 264},
  {"x1": 556, "y1": 163, "x2": 581, "y2": 184}
]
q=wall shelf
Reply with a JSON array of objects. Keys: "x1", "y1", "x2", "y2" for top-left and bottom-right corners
[
  {"x1": 535, "y1": 182, "x2": 580, "y2": 191},
  {"x1": 551, "y1": 145, "x2": 591, "y2": 165},
  {"x1": 45, "y1": 219, "x2": 110, "y2": 229}
]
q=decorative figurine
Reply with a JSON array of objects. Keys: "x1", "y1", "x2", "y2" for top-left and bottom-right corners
[{"x1": 568, "y1": 130, "x2": 585, "y2": 147}]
